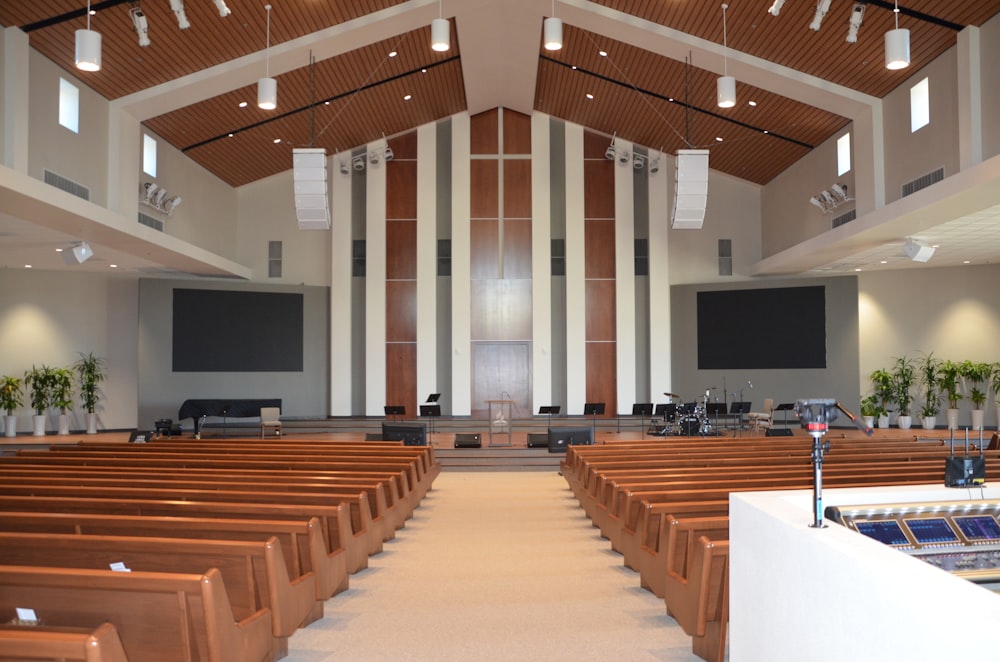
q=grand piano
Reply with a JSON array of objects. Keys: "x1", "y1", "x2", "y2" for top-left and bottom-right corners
[{"x1": 178, "y1": 399, "x2": 282, "y2": 436}]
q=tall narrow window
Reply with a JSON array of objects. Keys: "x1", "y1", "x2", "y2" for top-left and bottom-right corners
[
  {"x1": 910, "y1": 78, "x2": 929, "y2": 132},
  {"x1": 143, "y1": 134, "x2": 157, "y2": 177},
  {"x1": 58, "y1": 78, "x2": 79, "y2": 133},
  {"x1": 836, "y1": 133, "x2": 851, "y2": 176}
]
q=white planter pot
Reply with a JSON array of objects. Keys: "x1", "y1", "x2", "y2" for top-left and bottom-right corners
[
  {"x1": 862, "y1": 416, "x2": 875, "y2": 430},
  {"x1": 921, "y1": 416, "x2": 937, "y2": 430},
  {"x1": 32, "y1": 414, "x2": 46, "y2": 436},
  {"x1": 877, "y1": 414, "x2": 890, "y2": 429},
  {"x1": 897, "y1": 415, "x2": 912, "y2": 430},
  {"x1": 57, "y1": 413, "x2": 70, "y2": 435},
  {"x1": 3, "y1": 414, "x2": 15, "y2": 437},
  {"x1": 86, "y1": 412, "x2": 98, "y2": 435},
  {"x1": 971, "y1": 409, "x2": 985, "y2": 430},
  {"x1": 946, "y1": 408, "x2": 960, "y2": 431}
]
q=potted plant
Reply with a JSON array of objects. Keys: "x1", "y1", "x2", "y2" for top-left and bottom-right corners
[
  {"x1": 23, "y1": 365, "x2": 55, "y2": 436},
  {"x1": 51, "y1": 366, "x2": 74, "y2": 435},
  {"x1": 75, "y1": 352, "x2": 106, "y2": 434},
  {"x1": 938, "y1": 359, "x2": 962, "y2": 430},
  {"x1": 0, "y1": 375, "x2": 23, "y2": 438},
  {"x1": 960, "y1": 360, "x2": 991, "y2": 430},
  {"x1": 859, "y1": 395, "x2": 879, "y2": 431},
  {"x1": 891, "y1": 355, "x2": 915, "y2": 430},
  {"x1": 992, "y1": 362, "x2": 1000, "y2": 430},
  {"x1": 870, "y1": 368, "x2": 894, "y2": 429},
  {"x1": 917, "y1": 352, "x2": 940, "y2": 430}
]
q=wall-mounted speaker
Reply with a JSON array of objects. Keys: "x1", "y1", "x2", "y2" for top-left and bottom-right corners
[
  {"x1": 292, "y1": 148, "x2": 330, "y2": 230},
  {"x1": 903, "y1": 237, "x2": 934, "y2": 262},
  {"x1": 671, "y1": 149, "x2": 709, "y2": 230}
]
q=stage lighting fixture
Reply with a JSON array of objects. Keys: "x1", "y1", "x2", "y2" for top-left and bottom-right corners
[
  {"x1": 163, "y1": 196, "x2": 183, "y2": 215},
  {"x1": 368, "y1": 151, "x2": 381, "y2": 168},
  {"x1": 903, "y1": 237, "x2": 935, "y2": 262},
  {"x1": 809, "y1": 0, "x2": 832, "y2": 31},
  {"x1": 212, "y1": 0, "x2": 232, "y2": 17},
  {"x1": 809, "y1": 196, "x2": 828, "y2": 213},
  {"x1": 339, "y1": 160, "x2": 350, "y2": 175},
  {"x1": 819, "y1": 189, "x2": 836, "y2": 208},
  {"x1": 617, "y1": 150, "x2": 631, "y2": 167},
  {"x1": 633, "y1": 154, "x2": 645, "y2": 170},
  {"x1": 846, "y1": 3, "x2": 865, "y2": 43},
  {"x1": 768, "y1": 0, "x2": 786, "y2": 17},
  {"x1": 130, "y1": 7, "x2": 150, "y2": 47},
  {"x1": 143, "y1": 182, "x2": 160, "y2": 203},
  {"x1": 153, "y1": 187, "x2": 168, "y2": 208},
  {"x1": 170, "y1": 0, "x2": 191, "y2": 29},
  {"x1": 648, "y1": 155, "x2": 660, "y2": 175},
  {"x1": 831, "y1": 183, "x2": 850, "y2": 201},
  {"x1": 605, "y1": 133, "x2": 618, "y2": 161},
  {"x1": 352, "y1": 155, "x2": 366, "y2": 171}
]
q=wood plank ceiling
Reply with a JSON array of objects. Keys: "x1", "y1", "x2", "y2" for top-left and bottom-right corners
[{"x1": 2, "y1": 0, "x2": 998, "y2": 187}]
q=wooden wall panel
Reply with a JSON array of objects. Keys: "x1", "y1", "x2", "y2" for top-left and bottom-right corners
[
  {"x1": 470, "y1": 279, "x2": 532, "y2": 341},
  {"x1": 503, "y1": 219, "x2": 532, "y2": 280},
  {"x1": 471, "y1": 220, "x2": 500, "y2": 279},
  {"x1": 585, "y1": 279, "x2": 616, "y2": 341},
  {"x1": 584, "y1": 219, "x2": 616, "y2": 279},
  {"x1": 504, "y1": 160, "x2": 532, "y2": 219},
  {"x1": 503, "y1": 110, "x2": 532, "y2": 155},
  {"x1": 583, "y1": 160, "x2": 614, "y2": 219},
  {"x1": 584, "y1": 130, "x2": 612, "y2": 159},
  {"x1": 386, "y1": 161, "x2": 417, "y2": 220},
  {"x1": 471, "y1": 342, "x2": 531, "y2": 419},
  {"x1": 386, "y1": 342, "x2": 417, "y2": 420},
  {"x1": 385, "y1": 280, "x2": 416, "y2": 342},
  {"x1": 471, "y1": 108, "x2": 499, "y2": 154},
  {"x1": 386, "y1": 219, "x2": 417, "y2": 279},
  {"x1": 389, "y1": 131, "x2": 418, "y2": 160},
  {"x1": 470, "y1": 160, "x2": 499, "y2": 219},
  {"x1": 585, "y1": 342, "x2": 617, "y2": 417}
]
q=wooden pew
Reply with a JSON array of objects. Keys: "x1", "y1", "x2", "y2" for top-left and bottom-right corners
[
  {"x1": 663, "y1": 536, "x2": 729, "y2": 662},
  {"x1": 0, "y1": 622, "x2": 129, "y2": 662},
  {"x1": 0, "y1": 510, "x2": 347, "y2": 600},
  {"x1": 0, "y1": 565, "x2": 273, "y2": 662},
  {"x1": 0, "y1": 531, "x2": 317, "y2": 656}
]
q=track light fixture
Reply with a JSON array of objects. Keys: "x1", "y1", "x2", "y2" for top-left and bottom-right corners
[
  {"x1": 648, "y1": 152, "x2": 661, "y2": 175},
  {"x1": 717, "y1": 4, "x2": 735, "y2": 109},
  {"x1": 75, "y1": 0, "x2": 101, "y2": 72},
  {"x1": 846, "y1": 3, "x2": 865, "y2": 43},
  {"x1": 212, "y1": 0, "x2": 232, "y2": 17},
  {"x1": 809, "y1": 0, "x2": 832, "y2": 31},
  {"x1": 885, "y1": 0, "x2": 910, "y2": 70},
  {"x1": 129, "y1": 6, "x2": 150, "y2": 47},
  {"x1": 632, "y1": 154, "x2": 646, "y2": 170},
  {"x1": 809, "y1": 183, "x2": 853, "y2": 213},
  {"x1": 141, "y1": 182, "x2": 182, "y2": 214},
  {"x1": 352, "y1": 155, "x2": 366, "y2": 171},
  {"x1": 431, "y1": 0, "x2": 449, "y2": 52},
  {"x1": 544, "y1": 0, "x2": 563, "y2": 51},
  {"x1": 169, "y1": 0, "x2": 190, "y2": 29},
  {"x1": 767, "y1": 0, "x2": 785, "y2": 17},
  {"x1": 258, "y1": 5, "x2": 276, "y2": 109}
]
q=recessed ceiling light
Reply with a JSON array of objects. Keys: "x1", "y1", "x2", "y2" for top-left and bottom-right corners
[
  {"x1": 389, "y1": 51, "x2": 397, "y2": 57},
  {"x1": 273, "y1": 138, "x2": 281, "y2": 144},
  {"x1": 572, "y1": 65, "x2": 578, "y2": 70},
  {"x1": 585, "y1": 93, "x2": 594, "y2": 100},
  {"x1": 404, "y1": 94, "x2": 412, "y2": 101},
  {"x1": 880, "y1": 260, "x2": 888, "y2": 264},
  {"x1": 964, "y1": 260, "x2": 971, "y2": 264},
  {"x1": 421, "y1": 68, "x2": 427, "y2": 73},
  {"x1": 55, "y1": 248, "x2": 63, "y2": 252},
  {"x1": 854, "y1": 268, "x2": 862, "y2": 272},
  {"x1": 715, "y1": 136, "x2": 723, "y2": 142},
  {"x1": 763, "y1": 130, "x2": 769, "y2": 134},
  {"x1": 598, "y1": 50, "x2": 607, "y2": 57},
  {"x1": 228, "y1": 133, "x2": 234, "y2": 138},
  {"x1": 24, "y1": 264, "x2": 31, "y2": 269},
  {"x1": 668, "y1": 97, "x2": 674, "y2": 102},
  {"x1": 748, "y1": 100, "x2": 757, "y2": 107},
  {"x1": 110, "y1": 264, "x2": 118, "y2": 268},
  {"x1": 324, "y1": 101, "x2": 330, "y2": 105},
  {"x1": 932, "y1": 244, "x2": 940, "y2": 248},
  {"x1": 239, "y1": 101, "x2": 248, "y2": 108}
]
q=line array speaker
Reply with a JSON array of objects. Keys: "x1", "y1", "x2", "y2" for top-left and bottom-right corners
[
  {"x1": 292, "y1": 148, "x2": 330, "y2": 230},
  {"x1": 671, "y1": 149, "x2": 709, "y2": 230}
]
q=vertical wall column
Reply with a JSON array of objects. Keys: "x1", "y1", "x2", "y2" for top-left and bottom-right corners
[
  {"x1": 957, "y1": 26, "x2": 984, "y2": 170},
  {"x1": 364, "y1": 139, "x2": 388, "y2": 416},
  {"x1": 1, "y1": 27, "x2": 29, "y2": 172},
  {"x1": 647, "y1": 155, "x2": 672, "y2": 396},
  {"x1": 614, "y1": 139, "x2": 637, "y2": 415},
  {"x1": 329, "y1": 153, "x2": 354, "y2": 415},
  {"x1": 451, "y1": 113, "x2": 473, "y2": 416},
  {"x1": 564, "y1": 124, "x2": 586, "y2": 415},
  {"x1": 416, "y1": 124, "x2": 438, "y2": 403},
  {"x1": 531, "y1": 113, "x2": 553, "y2": 413}
]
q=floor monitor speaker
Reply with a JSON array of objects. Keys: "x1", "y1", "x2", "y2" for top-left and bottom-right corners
[
  {"x1": 454, "y1": 433, "x2": 482, "y2": 448},
  {"x1": 765, "y1": 428, "x2": 793, "y2": 436}
]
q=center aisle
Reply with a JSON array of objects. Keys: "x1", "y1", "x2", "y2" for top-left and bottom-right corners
[{"x1": 285, "y1": 471, "x2": 705, "y2": 661}]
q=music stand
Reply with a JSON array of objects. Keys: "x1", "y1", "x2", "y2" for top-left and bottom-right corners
[
  {"x1": 775, "y1": 402, "x2": 796, "y2": 426},
  {"x1": 632, "y1": 403, "x2": 653, "y2": 439},
  {"x1": 538, "y1": 405, "x2": 560, "y2": 429},
  {"x1": 584, "y1": 402, "x2": 605, "y2": 437},
  {"x1": 384, "y1": 405, "x2": 405, "y2": 421},
  {"x1": 706, "y1": 402, "x2": 727, "y2": 433},
  {"x1": 419, "y1": 404, "x2": 441, "y2": 435},
  {"x1": 730, "y1": 401, "x2": 750, "y2": 433},
  {"x1": 426, "y1": 393, "x2": 441, "y2": 403}
]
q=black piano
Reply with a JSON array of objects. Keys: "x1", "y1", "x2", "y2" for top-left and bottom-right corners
[{"x1": 178, "y1": 399, "x2": 282, "y2": 435}]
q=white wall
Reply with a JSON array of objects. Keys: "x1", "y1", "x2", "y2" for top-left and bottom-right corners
[{"x1": 980, "y1": 13, "x2": 1000, "y2": 161}]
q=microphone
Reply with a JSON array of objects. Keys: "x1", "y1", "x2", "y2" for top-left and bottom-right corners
[{"x1": 835, "y1": 401, "x2": 873, "y2": 436}]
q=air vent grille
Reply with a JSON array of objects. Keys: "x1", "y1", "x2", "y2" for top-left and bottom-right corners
[
  {"x1": 138, "y1": 212, "x2": 163, "y2": 231},
  {"x1": 902, "y1": 167, "x2": 944, "y2": 197},
  {"x1": 832, "y1": 209, "x2": 856, "y2": 228},
  {"x1": 43, "y1": 169, "x2": 90, "y2": 200}
]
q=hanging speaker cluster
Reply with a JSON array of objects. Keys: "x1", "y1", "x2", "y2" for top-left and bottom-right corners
[
  {"x1": 292, "y1": 148, "x2": 330, "y2": 230},
  {"x1": 671, "y1": 149, "x2": 710, "y2": 230}
]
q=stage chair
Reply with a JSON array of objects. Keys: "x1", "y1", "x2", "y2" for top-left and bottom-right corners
[
  {"x1": 260, "y1": 406, "x2": 282, "y2": 438},
  {"x1": 747, "y1": 398, "x2": 774, "y2": 433}
]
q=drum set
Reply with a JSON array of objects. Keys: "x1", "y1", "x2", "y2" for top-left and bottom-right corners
[{"x1": 649, "y1": 388, "x2": 724, "y2": 437}]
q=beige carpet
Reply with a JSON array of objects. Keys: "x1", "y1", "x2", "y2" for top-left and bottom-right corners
[{"x1": 283, "y1": 471, "x2": 706, "y2": 661}]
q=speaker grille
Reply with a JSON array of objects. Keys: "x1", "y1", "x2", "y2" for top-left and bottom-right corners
[
  {"x1": 268, "y1": 240, "x2": 282, "y2": 278},
  {"x1": 718, "y1": 239, "x2": 732, "y2": 276},
  {"x1": 352, "y1": 240, "x2": 366, "y2": 277},
  {"x1": 634, "y1": 238, "x2": 649, "y2": 276},
  {"x1": 551, "y1": 238, "x2": 566, "y2": 276}
]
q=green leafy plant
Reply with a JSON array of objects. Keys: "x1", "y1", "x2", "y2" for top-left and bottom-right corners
[
  {"x1": 51, "y1": 367, "x2": 74, "y2": 414},
  {"x1": 960, "y1": 359, "x2": 991, "y2": 409},
  {"x1": 869, "y1": 368, "x2": 894, "y2": 417},
  {"x1": 891, "y1": 355, "x2": 915, "y2": 417},
  {"x1": 23, "y1": 365, "x2": 56, "y2": 416},
  {"x1": 938, "y1": 360, "x2": 962, "y2": 410},
  {"x1": 0, "y1": 375, "x2": 23, "y2": 416},
  {"x1": 859, "y1": 395, "x2": 879, "y2": 418},
  {"x1": 917, "y1": 352, "x2": 940, "y2": 418},
  {"x1": 74, "y1": 352, "x2": 106, "y2": 414}
]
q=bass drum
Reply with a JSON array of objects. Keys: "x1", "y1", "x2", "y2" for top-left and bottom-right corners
[{"x1": 679, "y1": 416, "x2": 701, "y2": 436}]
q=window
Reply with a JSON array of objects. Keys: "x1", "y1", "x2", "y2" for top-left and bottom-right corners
[
  {"x1": 143, "y1": 134, "x2": 157, "y2": 177},
  {"x1": 836, "y1": 133, "x2": 851, "y2": 176},
  {"x1": 911, "y1": 78, "x2": 929, "y2": 132},
  {"x1": 58, "y1": 78, "x2": 79, "y2": 133}
]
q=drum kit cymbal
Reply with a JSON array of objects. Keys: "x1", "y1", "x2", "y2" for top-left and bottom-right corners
[{"x1": 651, "y1": 388, "x2": 722, "y2": 437}]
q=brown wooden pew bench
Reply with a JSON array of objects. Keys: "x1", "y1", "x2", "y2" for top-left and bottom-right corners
[
  {"x1": 663, "y1": 535, "x2": 729, "y2": 662},
  {"x1": 0, "y1": 511, "x2": 346, "y2": 600},
  {"x1": 0, "y1": 495, "x2": 369, "y2": 575},
  {"x1": 0, "y1": 565, "x2": 273, "y2": 662},
  {"x1": 0, "y1": 531, "x2": 317, "y2": 657},
  {"x1": 0, "y1": 622, "x2": 130, "y2": 662}
]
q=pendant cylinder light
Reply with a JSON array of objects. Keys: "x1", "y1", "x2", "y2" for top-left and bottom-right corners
[
  {"x1": 431, "y1": 17, "x2": 450, "y2": 51},
  {"x1": 884, "y1": 1, "x2": 910, "y2": 70},
  {"x1": 544, "y1": 1, "x2": 562, "y2": 51},
  {"x1": 258, "y1": 4, "x2": 276, "y2": 109},
  {"x1": 75, "y1": 1, "x2": 101, "y2": 72},
  {"x1": 717, "y1": 4, "x2": 735, "y2": 108}
]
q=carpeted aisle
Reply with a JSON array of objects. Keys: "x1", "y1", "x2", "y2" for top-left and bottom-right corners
[{"x1": 284, "y1": 471, "x2": 705, "y2": 661}]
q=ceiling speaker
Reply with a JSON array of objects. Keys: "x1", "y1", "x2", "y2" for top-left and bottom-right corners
[
  {"x1": 903, "y1": 238, "x2": 934, "y2": 262},
  {"x1": 671, "y1": 149, "x2": 709, "y2": 230},
  {"x1": 62, "y1": 242, "x2": 93, "y2": 265},
  {"x1": 292, "y1": 148, "x2": 330, "y2": 230}
]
